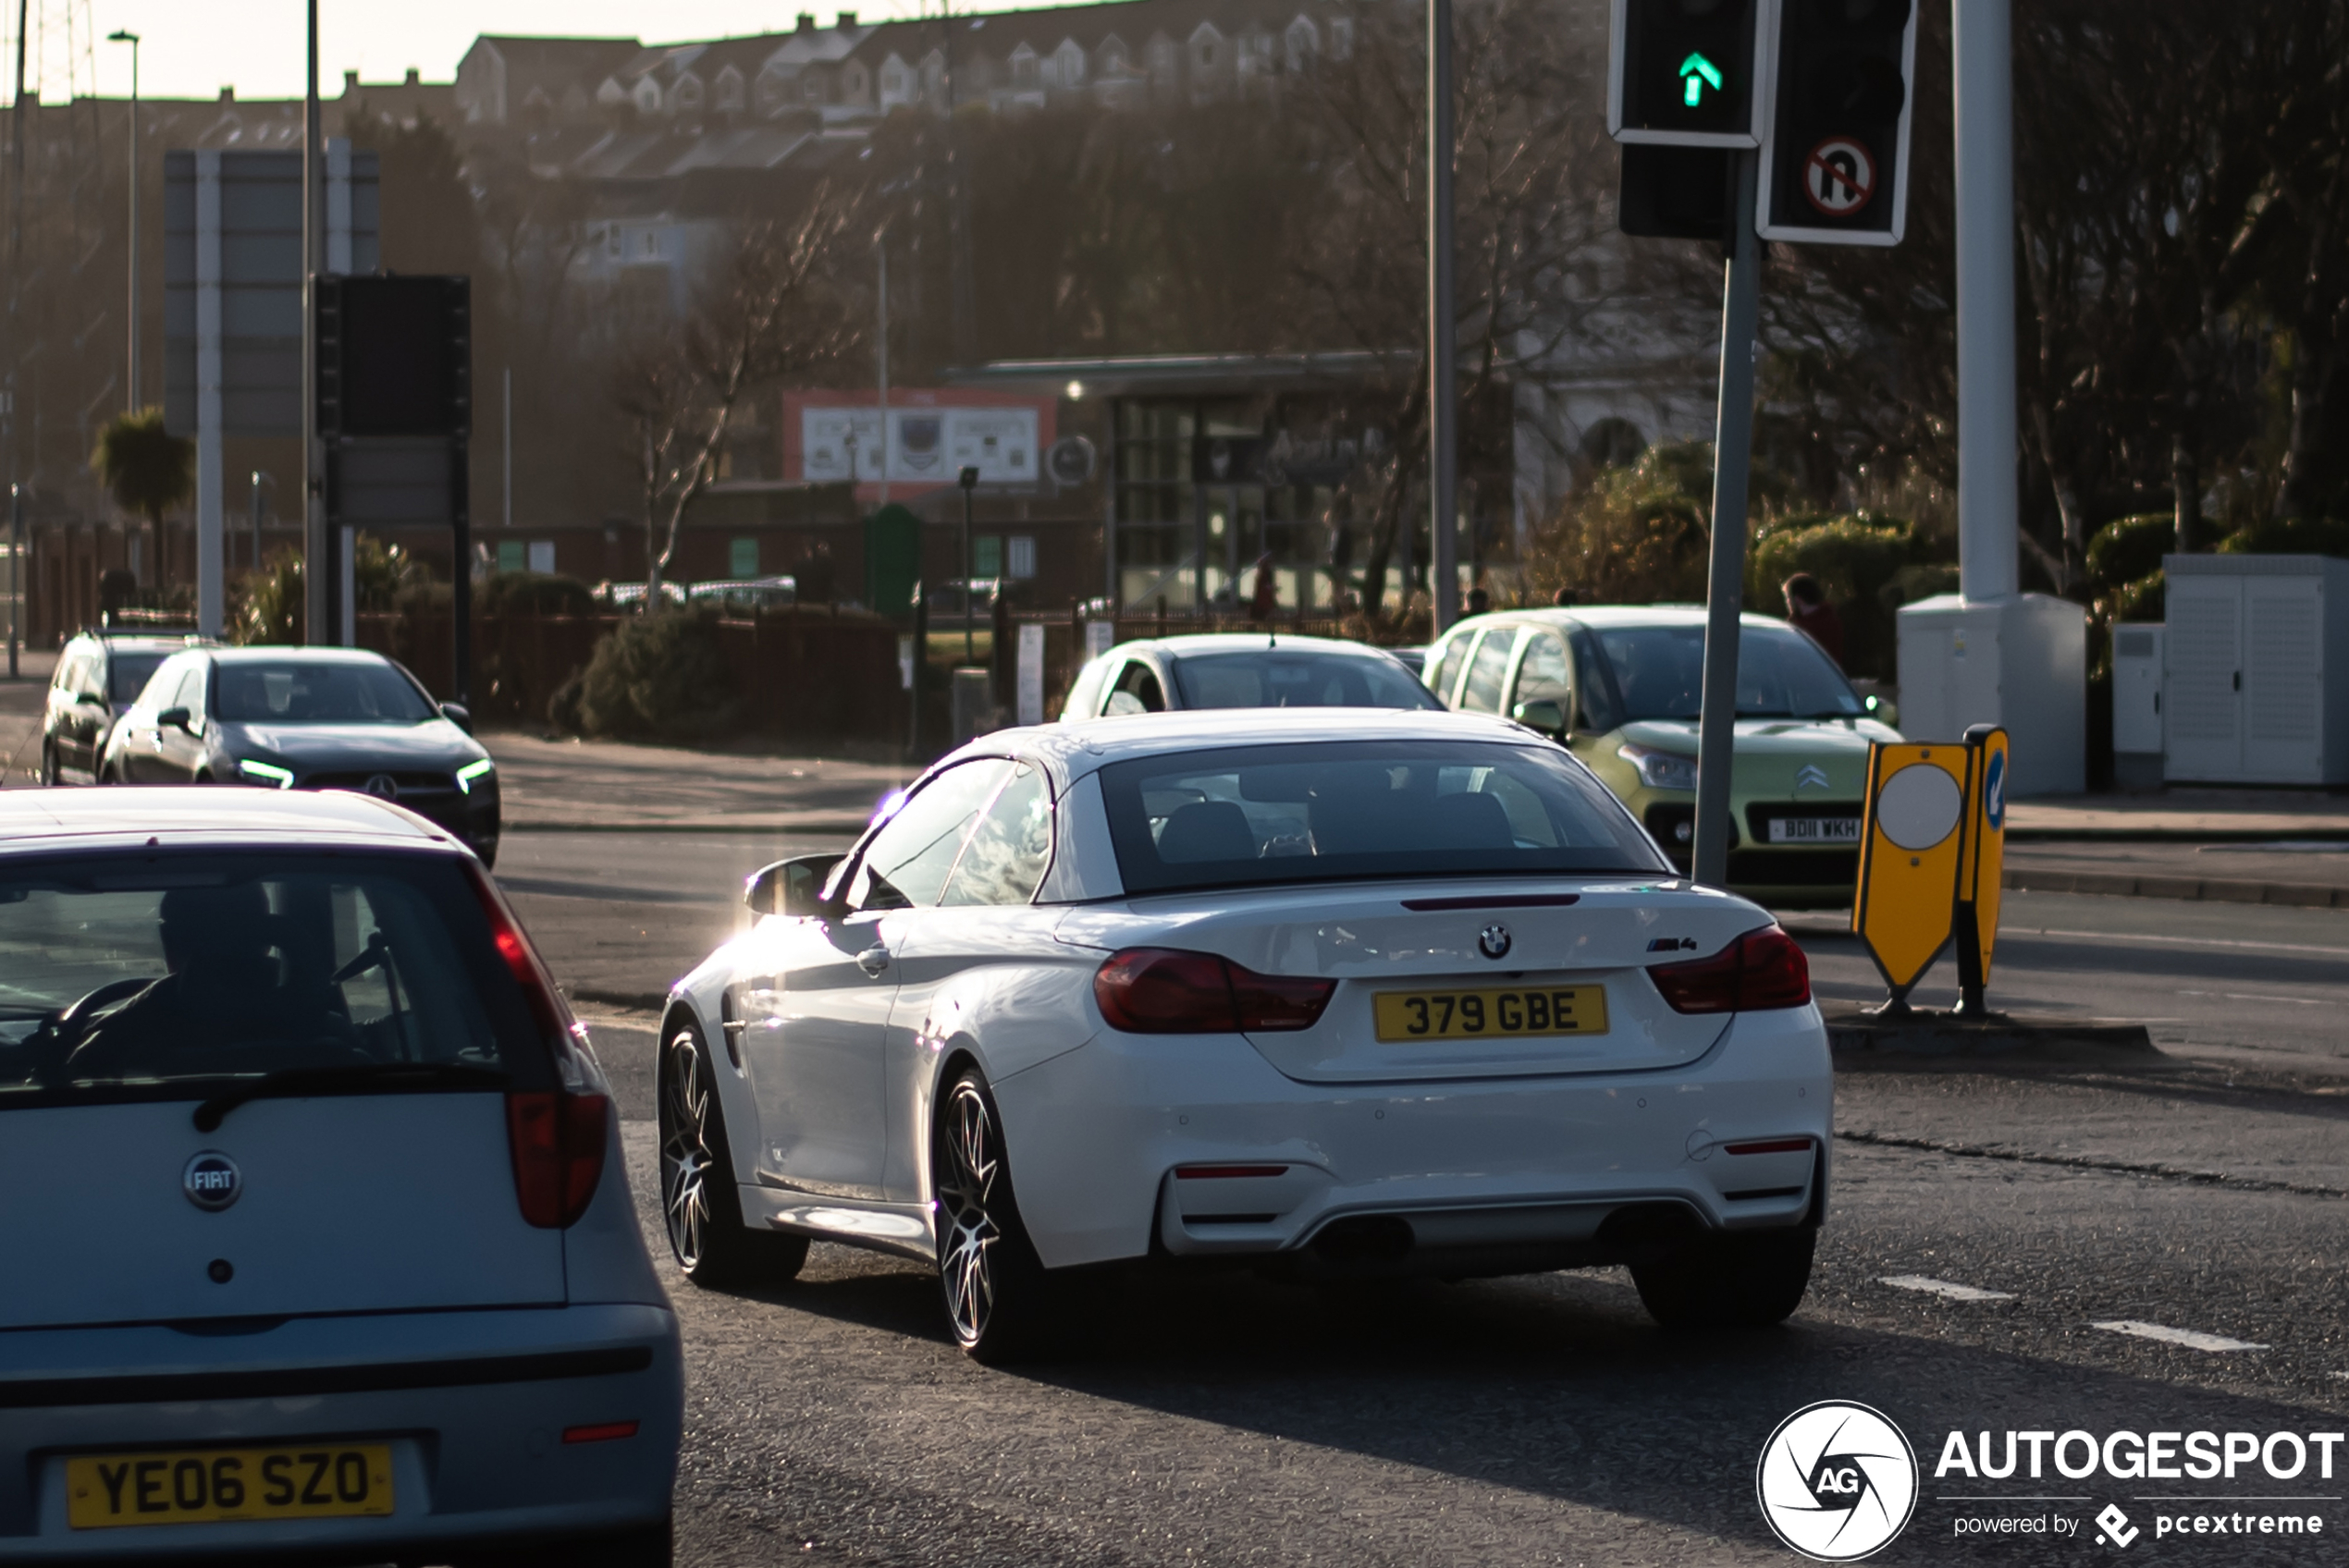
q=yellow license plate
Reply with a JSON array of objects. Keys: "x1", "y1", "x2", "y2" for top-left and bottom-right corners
[
  {"x1": 67, "y1": 1445, "x2": 394, "y2": 1530},
  {"x1": 1373, "y1": 986, "x2": 1608, "y2": 1042}
]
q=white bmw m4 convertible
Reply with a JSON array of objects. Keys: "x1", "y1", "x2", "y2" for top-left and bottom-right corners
[{"x1": 659, "y1": 709, "x2": 1831, "y2": 1360}]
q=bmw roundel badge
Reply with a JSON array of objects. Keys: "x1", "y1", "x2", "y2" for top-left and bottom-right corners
[
  {"x1": 1478, "y1": 924, "x2": 1513, "y2": 961},
  {"x1": 183, "y1": 1151, "x2": 241, "y2": 1212}
]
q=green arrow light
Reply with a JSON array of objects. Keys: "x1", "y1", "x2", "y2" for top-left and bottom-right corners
[{"x1": 1679, "y1": 52, "x2": 1724, "y2": 107}]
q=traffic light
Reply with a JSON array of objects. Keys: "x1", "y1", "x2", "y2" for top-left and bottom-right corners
[
  {"x1": 1757, "y1": 0, "x2": 1918, "y2": 245},
  {"x1": 1607, "y1": 0, "x2": 1765, "y2": 147},
  {"x1": 315, "y1": 275, "x2": 473, "y2": 437}
]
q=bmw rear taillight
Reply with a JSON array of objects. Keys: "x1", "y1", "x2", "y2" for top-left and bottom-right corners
[
  {"x1": 506, "y1": 1090, "x2": 611, "y2": 1228},
  {"x1": 1650, "y1": 925, "x2": 1812, "y2": 1014},
  {"x1": 1093, "y1": 948, "x2": 1336, "y2": 1034}
]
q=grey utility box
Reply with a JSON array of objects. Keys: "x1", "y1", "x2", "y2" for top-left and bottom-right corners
[
  {"x1": 2110, "y1": 623, "x2": 2164, "y2": 790},
  {"x1": 2163, "y1": 554, "x2": 2349, "y2": 785}
]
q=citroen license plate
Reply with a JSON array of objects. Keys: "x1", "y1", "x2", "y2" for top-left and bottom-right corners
[
  {"x1": 1372, "y1": 986, "x2": 1608, "y2": 1042},
  {"x1": 1767, "y1": 816, "x2": 1861, "y2": 844},
  {"x1": 66, "y1": 1445, "x2": 394, "y2": 1530}
]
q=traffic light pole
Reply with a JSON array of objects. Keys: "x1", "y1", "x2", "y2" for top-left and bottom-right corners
[{"x1": 1691, "y1": 150, "x2": 1760, "y2": 891}]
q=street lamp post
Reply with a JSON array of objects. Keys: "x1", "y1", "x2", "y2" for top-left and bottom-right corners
[
  {"x1": 958, "y1": 465, "x2": 978, "y2": 665},
  {"x1": 107, "y1": 31, "x2": 140, "y2": 413}
]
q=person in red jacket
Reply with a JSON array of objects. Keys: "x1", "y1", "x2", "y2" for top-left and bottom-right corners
[{"x1": 1782, "y1": 572, "x2": 1845, "y2": 669}]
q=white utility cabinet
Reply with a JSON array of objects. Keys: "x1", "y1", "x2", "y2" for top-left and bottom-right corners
[
  {"x1": 2110, "y1": 623, "x2": 2164, "y2": 790},
  {"x1": 1896, "y1": 592, "x2": 2087, "y2": 795},
  {"x1": 2163, "y1": 554, "x2": 2349, "y2": 785}
]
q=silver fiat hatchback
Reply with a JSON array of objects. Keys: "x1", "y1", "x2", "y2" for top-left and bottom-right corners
[{"x1": 0, "y1": 790, "x2": 680, "y2": 1566}]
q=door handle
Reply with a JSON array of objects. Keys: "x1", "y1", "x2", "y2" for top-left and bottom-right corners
[{"x1": 857, "y1": 946, "x2": 891, "y2": 976}]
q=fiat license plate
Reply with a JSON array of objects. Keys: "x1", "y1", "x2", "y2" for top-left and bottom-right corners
[
  {"x1": 1372, "y1": 986, "x2": 1607, "y2": 1042},
  {"x1": 1767, "y1": 816, "x2": 1861, "y2": 844},
  {"x1": 67, "y1": 1445, "x2": 394, "y2": 1530}
]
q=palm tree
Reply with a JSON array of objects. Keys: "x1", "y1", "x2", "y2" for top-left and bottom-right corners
[{"x1": 91, "y1": 407, "x2": 194, "y2": 587}]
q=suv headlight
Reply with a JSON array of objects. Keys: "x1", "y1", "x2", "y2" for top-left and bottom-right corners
[
  {"x1": 456, "y1": 758, "x2": 495, "y2": 795},
  {"x1": 1617, "y1": 742, "x2": 1697, "y2": 791},
  {"x1": 236, "y1": 758, "x2": 295, "y2": 789}
]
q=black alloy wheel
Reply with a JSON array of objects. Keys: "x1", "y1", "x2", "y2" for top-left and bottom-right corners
[
  {"x1": 658, "y1": 1024, "x2": 806, "y2": 1287},
  {"x1": 932, "y1": 1069, "x2": 1050, "y2": 1362}
]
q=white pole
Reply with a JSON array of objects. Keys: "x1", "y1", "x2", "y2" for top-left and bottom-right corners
[
  {"x1": 194, "y1": 151, "x2": 224, "y2": 638},
  {"x1": 1952, "y1": 0, "x2": 2018, "y2": 603}
]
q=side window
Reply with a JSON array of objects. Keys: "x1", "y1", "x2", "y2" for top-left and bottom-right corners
[
  {"x1": 1568, "y1": 630, "x2": 1623, "y2": 733},
  {"x1": 1513, "y1": 632, "x2": 1570, "y2": 711},
  {"x1": 1459, "y1": 628, "x2": 1519, "y2": 714},
  {"x1": 940, "y1": 763, "x2": 1052, "y2": 906},
  {"x1": 846, "y1": 759, "x2": 1014, "y2": 913},
  {"x1": 1103, "y1": 660, "x2": 1164, "y2": 717},
  {"x1": 173, "y1": 664, "x2": 210, "y2": 719},
  {"x1": 1430, "y1": 635, "x2": 1470, "y2": 706},
  {"x1": 135, "y1": 658, "x2": 186, "y2": 709},
  {"x1": 55, "y1": 652, "x2": 88, "y2": 696}
]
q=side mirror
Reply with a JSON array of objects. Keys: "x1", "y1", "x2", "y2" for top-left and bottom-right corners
[
  {"x1": 1510, "y1": 698, "x2": 1566, "y2": 738},
  {"x1": 745, "y1": 852, "x2": 846, "y2": 919},
  {"x1": 157, "y1": 706, "x2": 191, "y2": 732},
  {"x1": 440, "y1": 702, "x2": 473, "y2": 734}
]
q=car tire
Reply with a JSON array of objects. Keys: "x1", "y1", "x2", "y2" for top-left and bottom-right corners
[
  {"x1": 658, "y1": 1023, "x2": 807, "y2": 1288},
  {"x1": 933, "y1": 1067, "x2": 1054, "y2": 1364},
  {"x1": 1631, "y1": 1225, "x2": 1815, "y2": 1330},
  {"x1": 39, "y1": 742, "x2": 58, "y2": 787}
]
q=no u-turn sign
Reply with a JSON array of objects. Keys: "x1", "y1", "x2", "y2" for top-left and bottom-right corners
[{"x1": 1803, "y1": 137, "x2": 1876, "y2": 216}]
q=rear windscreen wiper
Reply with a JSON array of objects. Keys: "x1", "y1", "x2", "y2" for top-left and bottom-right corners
[{"x1": 193, "y1": 1061, "x2": 509, "y2": 1132}]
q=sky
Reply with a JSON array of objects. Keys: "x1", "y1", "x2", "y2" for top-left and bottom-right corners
[{"x1": 11, "y1": 1, "x2": 1107, "y2": 104}]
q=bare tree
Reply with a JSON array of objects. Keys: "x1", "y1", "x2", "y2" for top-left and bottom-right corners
[
  {"x1": 1285, "y1": 0, "x2": 1621, "y2": 615},
  {"x1": 614, "y1": 193, "x2": 863, "y2": 602}
]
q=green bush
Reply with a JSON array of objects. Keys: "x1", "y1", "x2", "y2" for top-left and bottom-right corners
[
  {"x1": 478, "y1": 571, "x2": 597, "y2": 618},
  {"x1": 572, "y1": 608, "x2": 739, "y2": 741},
  {"x1": 2085, "y1": 514, "x2": 2173, "y2": 588},
  {"x1": 1523, "y1": 441, "x2": 1716, "y2": 606},
  {"x1": 2217, "y1": 514, "x2": 2349, "y2": 557},
  {"x1": 231, "y1": 553, "x2": 304, "y2": 645},
  {"x1": 1748, "y1": 514, "x2": 1935, "y2": 681}
]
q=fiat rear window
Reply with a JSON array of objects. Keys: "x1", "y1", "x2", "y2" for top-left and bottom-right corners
[
  {"x1": 1098, "y1": 740, "x2": 1670, "y2": 896},
  {"x1": 0, "y1": 852, "x2": 555, "y2": 1109}
]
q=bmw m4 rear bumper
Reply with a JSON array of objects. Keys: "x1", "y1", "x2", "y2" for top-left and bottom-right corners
[{"x1": 990, "y1": 1004, "x2": 1832, "y2": 1273}]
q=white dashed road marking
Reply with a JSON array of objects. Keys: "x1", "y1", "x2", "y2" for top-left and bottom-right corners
[
  {"x1": 1881, "y1": 1275, "x2": 2014, "y2": 1302},
  {"x1": 2090, "y1": 1319, "x2": 2269, "y2": 1353}
]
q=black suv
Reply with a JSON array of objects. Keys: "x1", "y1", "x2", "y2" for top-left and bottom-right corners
[{"x1": 42, "y1": 631, "x2": 208, "y2": 786}]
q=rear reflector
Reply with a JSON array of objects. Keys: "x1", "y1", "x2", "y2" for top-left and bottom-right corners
[
  {"x1": 560, "y1": 1420, "x2": 640, "y2": 1445},
  {"x1": 1649, "y1": 925, "x2": 1812, "y2": 1014},
  {"x1": 1723, "y1": 1138, "x2": 1814, "y2": 1157},
  {"x1": 1175, "y1": 1164, "x2": 1290, "y2": 1180},
  {"x1": 507, "y1": 1091, "x2": 611, "y2": 1229},
  {"x1": 1093, "y1": 949, "x2": 1335, "y2": 1034}
]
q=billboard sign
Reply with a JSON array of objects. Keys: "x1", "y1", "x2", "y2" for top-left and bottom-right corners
[{"x1": 787, "y1": 390, "x2": 1053, "y2": 493}]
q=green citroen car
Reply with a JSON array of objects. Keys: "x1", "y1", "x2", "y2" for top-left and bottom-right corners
[{"x1": 1421, "y1": 606, "x2": 1900, "y2": 908}]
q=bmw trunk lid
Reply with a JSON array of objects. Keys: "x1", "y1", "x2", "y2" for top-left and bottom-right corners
[
  {"x1": 1060, "y1": 879, "x2": 1768, "y2": 1084},
  {"x1": 0, "y1": 1094, "x2": 565, "y2": 1329}
]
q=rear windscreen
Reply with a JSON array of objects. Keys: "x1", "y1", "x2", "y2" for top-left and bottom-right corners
[
  {"x1": 1168, "y1": 653, "x2": 1441, "y2": 711},
  {"x1": 1098, "y1": 741, "x2": 1671, "y2": 896},
  {"x1": 107, "y1": 653, "x2": 167, "y2": 704},
  {"x1": 0, "y1": 853, "x2": 550, "y2": 1108}
]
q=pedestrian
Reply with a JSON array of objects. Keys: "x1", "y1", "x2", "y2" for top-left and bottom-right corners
[
  {"x1": 1552, "y1": 585, "x2": 1580, "y2": 607},
  {"x1": 1782, "y1": 572, "x2": 1844, "y2": 668},
  {"x1": 1466, "y1": 586, "x2": 1491, "y2": 617},
  {"x1": 1249, "y1": 555, "x2": 1279, "y2": 621}
]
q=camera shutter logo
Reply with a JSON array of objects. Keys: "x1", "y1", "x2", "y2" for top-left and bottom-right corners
[{"x1": 1755, "y1": 1401, "x2": 1917, "y2": 1561}]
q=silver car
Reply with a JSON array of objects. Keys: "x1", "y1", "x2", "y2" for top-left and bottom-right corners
[{"x1": 0, "y1": 789, "x2": 680, "y2": 1565}]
